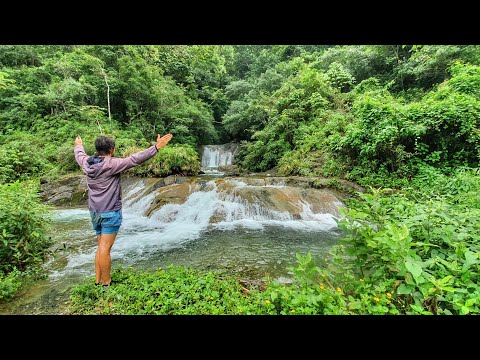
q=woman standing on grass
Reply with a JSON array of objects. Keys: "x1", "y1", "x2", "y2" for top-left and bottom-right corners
[{"x1": 74, "y1": 133, "x2": 173, "y2": 286}]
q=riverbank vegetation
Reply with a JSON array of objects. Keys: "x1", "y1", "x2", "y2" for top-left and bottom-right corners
[
  {"x1": 1, "y1": 45, "x2": 479, "y2": 313},
  {"x1": 67, "y1": 166, "x2": 480, "y2": 315}
]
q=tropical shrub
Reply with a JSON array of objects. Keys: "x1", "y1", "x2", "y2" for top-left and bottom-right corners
[
  {"x1": 122, "y1": 144, "x2": 200, "y2": 177},
  {"x1": 0, "y1": 180, "x2": 52, "y2": 274}
]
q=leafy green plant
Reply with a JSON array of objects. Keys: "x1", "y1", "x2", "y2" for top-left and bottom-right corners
[
  {"x1": 0, "y1": 268, "x2": 22, "y2": 301},
  {"x1": 0, "y1": 180, "x2": 52, "y2": 274},
  {"x1": 122, "y1": 144, "x2": 201, "y2": 177},
  {"x1": 330, "y1": 168, "x2": 480, "y2": 314},
  {"x1": 0, "y1": 132, "x2": 53, "y2": 184},
  {"x1": 68, "y1": 265, "x2": 275, "y2": 315}
]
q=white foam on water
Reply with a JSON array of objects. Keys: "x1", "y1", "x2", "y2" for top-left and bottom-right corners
[
  {"x1": 213, "y1": 216, "x2": 338, "y2": 232},
  {"x1": 49, "y1": 248, "x2": 97, "y2": 279},
  {"x1": 51, "y1": 208, "x2": 90, "y2": 221},
  {"x1": 122, "y1": 181, "x2": 147, "y2": 206},
  {"x1": 213, "y1": 219, "x2": 266, "y2": 231},
  {"x1": 226, "y1": 179, "x2": 248, "y2": 187},
  {"x1": 104, "y1": 187, "x2": 220, "y2": 256},
  {"x1": 123, "y1": 184, "x2": 157, "y2": 214},
  {"x1": 264, "y1": 184, "x2": 287, "y2": 188},
  {"x1": 300, "y1": 200, "x2": 343, "y2": 222}
]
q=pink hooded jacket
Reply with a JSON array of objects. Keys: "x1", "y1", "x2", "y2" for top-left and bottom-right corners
[{"x1": 74, "y1": 144, "x2": 158, "y2": 213}]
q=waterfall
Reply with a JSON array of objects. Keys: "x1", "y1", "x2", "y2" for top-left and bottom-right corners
[
  {"x1": 122, "y1": 178, "x2": 342, "y2": 238},
  {"x1": 50, "y1": 176, "x2": 344, "y2": 279},
  {"x1": 200, "y1": 143, "x2": 239, "y2": 175}
]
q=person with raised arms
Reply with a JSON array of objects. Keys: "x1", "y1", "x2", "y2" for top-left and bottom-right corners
[{"x1": 74, "y1": 133, "x2": 173, "y2": 286}]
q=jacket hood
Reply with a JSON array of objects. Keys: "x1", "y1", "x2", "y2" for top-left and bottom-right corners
[{"x1": 84, "y1": 155, "x2": 106, "y2": 178}]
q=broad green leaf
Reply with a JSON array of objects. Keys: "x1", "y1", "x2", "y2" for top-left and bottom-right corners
[
  {"x1": 397, "y1": 283, "x2": 413, "y2": 295},
  {"x1": 348, "y1": 301, "x2": 361, "y2": 310},
  {"x1": 463, "y1": 251, "x2": 478, "y2": 272},
  {"x1": 405, "y1": 259, "x2": 422, "y2": 279},
  {"x1": 465, "y1": 298, "x2": 476, "y2": 307},
  {"x1": 410, "y1": 304, "x2": 424, "y2": 313},
  {"x1": 405, "y1": 272, "x2": 415, "y2": 285},
  {"x1": 442, "y1": 287, "x2": 457, "y2": 293},
  {"x1": 460, "y1": 306, "x2": 470, "y2": 315}
]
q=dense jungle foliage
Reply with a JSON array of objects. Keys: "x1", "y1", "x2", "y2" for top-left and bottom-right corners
[{"x1": 1, "y1": 45, "x2": 479, "y2": 313}]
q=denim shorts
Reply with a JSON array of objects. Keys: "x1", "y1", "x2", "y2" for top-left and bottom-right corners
[{"x1": 90, "y1": 209, "x2": 122, "y2": 235}]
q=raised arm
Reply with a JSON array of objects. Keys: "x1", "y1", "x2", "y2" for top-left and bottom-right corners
[
  {"x1": 73, "y1": 136, "x2": 89, "y2": 168},
  {"x1": 108, "y1": 133, "x2": 173, "y2": 175}
]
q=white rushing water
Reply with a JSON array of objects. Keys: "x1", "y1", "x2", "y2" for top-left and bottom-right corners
[
  {"x1": 200, "y1": 144, "x2": 237, "y2": 175},
  {"x1": 49, "y1": 178, "x2": 343, "y2": 279}
]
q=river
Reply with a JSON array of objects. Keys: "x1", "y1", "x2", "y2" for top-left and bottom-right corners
[
  {"x1": 0, "y1": 146, "x2": 346, "y2": 314},
  {"x1": 0, "y1": 178, "x2": 343, "y2": 314}
]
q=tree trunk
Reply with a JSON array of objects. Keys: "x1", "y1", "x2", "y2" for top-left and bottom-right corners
[{"x1": 101, "y1": 68, "x2": 111, "y2": 121}]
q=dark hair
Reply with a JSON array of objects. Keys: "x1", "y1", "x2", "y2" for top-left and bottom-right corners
[{"x1": 94, "y1": 136, "x2": 115, "y2": 156}]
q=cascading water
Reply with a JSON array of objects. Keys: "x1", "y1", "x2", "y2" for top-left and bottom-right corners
[
  {"x1": 0, "y1": 176, "x2": 345, "y2": 314},
  {"x1": 200, "y1": 143, "x2": 239, "y2": 175}
]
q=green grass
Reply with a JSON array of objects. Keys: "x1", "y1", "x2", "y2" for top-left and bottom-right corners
[{"x1": 67, "y1": 265, "x2": 277, "y2": 315}]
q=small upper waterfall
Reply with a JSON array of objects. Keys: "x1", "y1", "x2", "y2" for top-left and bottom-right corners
[{"x1": 200, "y1": 143, "x2": 239, "y2": 175}]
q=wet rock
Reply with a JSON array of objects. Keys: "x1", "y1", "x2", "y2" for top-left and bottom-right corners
[
  {"x1": 217, "y1": 165, "x2": 246, "y2": 176},
  {"x1": 145, "y1": 180, "x2": 197, "y2": 216},
  {"x1": 239, "y1": 279, "x2": 267, "y2": 292},
  {"x1": 39, "y1": 174, "x2": 88, "y2": 206}
]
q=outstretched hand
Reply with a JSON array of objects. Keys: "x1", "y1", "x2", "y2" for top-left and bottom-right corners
[
  {"x1": 75, "y1": 136, "x2": 83, "y2": 146},
  {"x1": 156, "y1": 133, "x2": 173, "y2": 150}
]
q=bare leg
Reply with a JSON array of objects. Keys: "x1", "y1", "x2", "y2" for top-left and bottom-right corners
[
  {"x1": 97, "y1": 233, "x2": 118, "y2": 285},
  {"x1": 95, "y1": 235, "x2": 101, "y2": 284}
]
